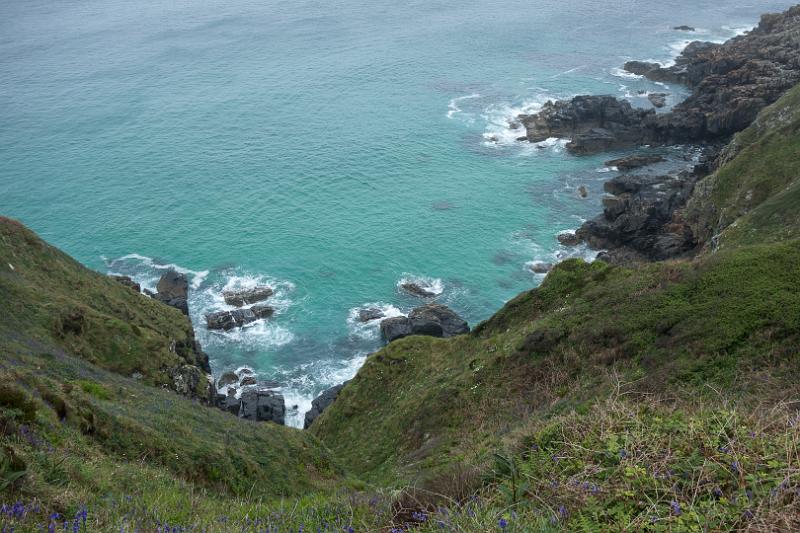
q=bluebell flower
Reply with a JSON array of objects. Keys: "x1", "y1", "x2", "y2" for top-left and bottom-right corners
[
  {"x1": 499, "y1": 518, "x2": 508, "y2": 529},
  {"x1": 669, "y1": 501, "x2": 681, "y2": 516}
]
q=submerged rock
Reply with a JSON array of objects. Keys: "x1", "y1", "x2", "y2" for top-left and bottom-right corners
[
  {"x1": 380, "y1": 303, "x2": 469, "y2": 343},
  {"x1": 222, "y1": 287, "x2": 274, "y2": 307},
  {"x1": 205, "y1": 305, "x2": 275, "y2": 330},
  {"x1": 304, "y1": 381, "x2": 349, "y2": 429},
  {"x1": 400, "y1": 282, "x2": 438, "y2": 298},
  {"x1": 647, "y1": 93, "x2": 668, "y2": 108},
  {"x1": 577, "y1": 185, "x2": 589, "y2": 198},
  {"x1": 673, "y1": 25, "x2": 695, "y2": 32}
]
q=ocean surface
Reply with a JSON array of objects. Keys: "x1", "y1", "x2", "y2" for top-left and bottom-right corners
[{"x1": 1, "y1": 0, "x2": 795, "y2": 426}]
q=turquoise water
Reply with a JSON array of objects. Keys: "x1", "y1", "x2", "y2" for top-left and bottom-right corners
[{"x1": 1, "y1": 0, "x2": 794, "y2": 426}]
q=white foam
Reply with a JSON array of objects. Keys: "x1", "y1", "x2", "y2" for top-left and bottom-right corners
[
  {"x1": 610, "y1": 67, "x2": 643, "y2": 80},
  {"x1": 480, "y1": 95, "x2": 552, "y2": 147},
  {"x1": 346, "y1": 303, "x2": 405, "y2": 341},
  {"x1": 446, "y1": 93, "x2": 481, "y2": 120},
  {"x1": 397, "y1": 274, "x2": 444, "y2": 297},
  {"x1": 597, "y1": 166, "x2": 617, "y2": 173}
]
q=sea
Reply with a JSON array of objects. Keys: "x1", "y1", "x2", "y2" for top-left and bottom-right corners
[{"x1": 1, "y1": 0, "x2": 794, "y2": 426}]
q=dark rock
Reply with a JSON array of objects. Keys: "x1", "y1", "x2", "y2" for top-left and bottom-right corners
[
  {"x1": 379, "y1": 316, "x2": 414, "y2": 342},
  {"x1": 239, "y1": 389, "x2": 285, "y2": 425},
  {"x1": 577, "y1": 185, "x2": 589, "y2": 198},
  {"x1": 205, "y1": 306, "x2": 274, "y2": 330},
  {"x1": 358, "y1": 307, "x2": 385, "y2": 322},
  {"x1": 528, "y1": 262, "x2": 553, "y2": 274},
  {"x1": 157, "y1": 270, "x2": 188, "y2": 300},
  {"x1": 400, "y1": 282, "x2": 437, "y2": 298},
  {"x1": 303, "y1": 382, "x2": 349, "y2": 429},
  {"x1": 526, "y1": 7, "x2": 800, "y2": 153},
  {"x1": 110, "y1": 275, "x2": 141, "y2": 293},
  {"x1": 647, "y1": 93, "x2": 668, "y2": 108},
  {"x1": 142, "y1": 288, "x2": 154, "y2": 297},
  {"x1": 216, "y1": 389, "x2": 241, "y2": 415},
  {"x1": 222, "y1": 287, "x2": 273, "y2": 307},
  {"x1": 576, "y1": 171, "x2": 698, "y2": 262},
  {"x1": 380, "y1": 304, "x2": 469, "y2": 343},
  {"x1": 673, "y1": 25, "x2": 695, "y2": 32},
  {"x1": 152, "y1": 293, "x2": 189, "y2": 315},
  {"x1": 240, "y1": 376, "x2": 257, "y2": 386},
  {"x1": 237, "y1": 367, "x2": 254, "y2": 376},
  {"x1": 557, "y1": 231, "x2": 580, "y2": 246},
  {"x1": 218, "y1": 371, "x2": 239, "y2": 389},
  {"x1": 605, "y1": 154, "x2": 666, "y2": 171}
]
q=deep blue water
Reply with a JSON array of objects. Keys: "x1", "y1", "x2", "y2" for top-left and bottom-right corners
[{"x1": 1, "y1": 0, "x2": 794, "y2": 426}]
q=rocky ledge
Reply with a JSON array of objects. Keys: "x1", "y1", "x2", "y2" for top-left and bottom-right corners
[
  {"x1": 380, "y1": 303, "x2": 469, "y2": 343},
  {"x1": 214, "y1": 368, "x2": 285, "y2": 425},
  {"x1": 519, "y1": 6, "x2": 800, "y2": 154},
  {"x1": 304, "y1": 381, "x2": 350, "y2": 429}
]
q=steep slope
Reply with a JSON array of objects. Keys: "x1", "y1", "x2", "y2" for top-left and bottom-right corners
[
  {"x1": 311, "y1": 84, "x2": 800, "y2": 529},
  {"x1": 0, "y1": 219, "x2": 350, "y2": 531}
]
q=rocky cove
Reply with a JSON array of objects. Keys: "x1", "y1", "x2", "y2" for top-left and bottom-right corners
[{"x1": 103, "y1": 5, "x2": 800, "y2": 430}]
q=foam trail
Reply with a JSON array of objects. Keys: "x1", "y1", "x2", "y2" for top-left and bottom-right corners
[
  {"x1": 346, "y1": 303, "x2": 405, "y2": 340},
  {"x1": 446, "y1": 93, "x2": 481, "y2": 120},
  {"x1": 397, "y1": 274, "x2": 444, "y2": 296}
]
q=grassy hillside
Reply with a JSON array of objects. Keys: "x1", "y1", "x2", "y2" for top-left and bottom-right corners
[
  {"x1": 311, "y1": 85, "x2": 800, "y2": 530},
  {"x1": 2, "y1": 85, "x2": 800, "y2": 532}
]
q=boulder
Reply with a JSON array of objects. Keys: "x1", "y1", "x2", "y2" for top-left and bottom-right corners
[
  {"x1": 647, "y1": 93, "x2": 668, "y2": 108},
  {"x1": 577, "y1": 185, "x2": 589, "y2": 198},
  {"x1": 222, "y1": 287, "x2": 274, "y2": 307},
  {"x1": 557, "y1": 231, "x2": 580, "y2": 246},
  {"x1": 380, "y1": 304, "x2": 469, "y2": 343},
  {"x1": 303, "y1": 382, "x2": 349, "y2": 429},
  {"x1": 110, "y1": 275, "x2": 141, "y2": 293},
  {"x1": 673, "y1": 25, "x2": 695, "y2": 31},
  {"x1": 240, "y1": 376, "x2": 257, "y2": 386},
  {"x1": 358, "y1": 307, "x2": 385, "y2": 322},
  {"x1": 205, "y1": 305, "x2": 274, "y2": 330},
  {"x1": 604, "y1": 154, "x2": 666, "y2": 172},
  {"x1": 400, "y1": 282, "x2": 437, "y2": 298},
  {"x1": 157, "y1": 270, "x2": 188, "y2": 300},
  {"x1": 217, "y1": 371, "x2": 239, "y2": 389},
  {"x1": 239, "y1": 389, "x2": 285, "y2": 425}
]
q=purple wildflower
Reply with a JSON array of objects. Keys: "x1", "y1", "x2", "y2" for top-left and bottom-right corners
[
  {"x1": 670, "y1": 501, "x2": 682, "y2": 516},
  {"x1": 499, "y1": 518, "x2": 508, "y2": 529}
]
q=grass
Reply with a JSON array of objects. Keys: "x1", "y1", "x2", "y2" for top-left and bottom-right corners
[{"x1": 3, "y1": 82, "x2": 800, "y2": 532}]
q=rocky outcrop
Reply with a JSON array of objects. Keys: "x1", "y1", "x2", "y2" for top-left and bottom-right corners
[
  {"x1": 304, "y1": 382, "x2": 349, "y2": 429},
  {"x1": 521, "y1": 6, "x2": 800, "y2": 154},
  {"x1": 213, "y1": 368, "x2": 286, "y2": 424},
  {"x1": 380, "y1": 304, "x2": 469, "y2": 343},
  {"x1": 647, "y1": 93, "x2": 668, "y2": 108},
  {"x1": 528, "y1": 261, "x2": 553, "y2": 274},
  {"x1": 239, "y1": 389, "x2": 285, "y2": 425},
  {"x1": 574, "y1": 170, "x2": 699, "y2": 263},
  {"x1": 205, "y1": 305, "x2": 274, "y2": 330},
  {"x1": 605, "y1": 154, "x2": 666, "y2": 172},
  {"x1": 152, "y1": 270, "x2": 190, "y2": 315},
  {"x1": 222, "y1": 287, "x2": 273, "y2": 307},
  {"x1": 519, "y1": 96, "x2": 656, "y2": 154}
]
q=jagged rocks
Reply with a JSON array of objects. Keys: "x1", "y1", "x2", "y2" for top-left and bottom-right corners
[
  {"x1": 205, "y1": 305, "x2": 274, "y2": 330},
  {"x1": 213, "y1": 369, "x2": 286, "y2": 425},
  {"x1": 380, "y1": 303, "x2": 469, "y2": 343},
  {"x1": 673, "y1": 25, "x2": 695, "y2": 32},
  {"x1": 557, "y1": 231, "x2": 580, "y2": 246},
  {"x1": 575, "y1": 171, "x2": 698, "y2": 262},
  {"x1": 222, "y1": 287, "x2": 273, "y2": 307},
  {"x1": 605, "y1": 154, "x2": 666, "y2": 172},
  {"x1": 110, "y1": 275, "x2": 141, "y2": 293},
  {"x1": 304, "y1": 382, "x2": 349, "y2": 429}
]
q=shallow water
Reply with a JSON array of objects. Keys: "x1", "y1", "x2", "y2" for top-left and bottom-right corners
[{"x1": 1, "y1": 0, "x2": 794, "y2": 426}]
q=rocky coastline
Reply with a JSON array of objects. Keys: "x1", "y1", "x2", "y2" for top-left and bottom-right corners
[{"x1": 521, "y1": 6, "x2": 800, "y2": 265}]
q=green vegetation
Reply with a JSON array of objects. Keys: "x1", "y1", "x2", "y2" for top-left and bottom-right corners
[{"x1": 2, "y1": 85, "x2": 800, "y2": 531}]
